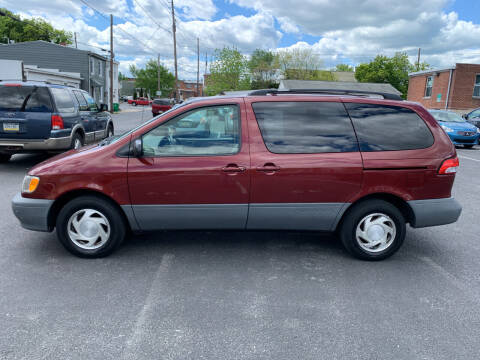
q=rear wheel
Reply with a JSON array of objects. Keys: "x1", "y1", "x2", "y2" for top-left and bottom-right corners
[
  {"x1": 339, "y1": 199, "x2": 406, "y2": 261},
  {"x1": 0, "y1": 154, "x2": 12, "y2": 163},
  {"x1": 464, "y1": 144, "x2": 474, "y2": 149},
  {"x1": 71, "y1": 132, "x2": 84, "y2": 150},
  {"x1": 132, "y1": 102, "x2": 137, "y2": 106},
  {"x1": 56, "y1": 195, "x2": 126, "y2": 258}
]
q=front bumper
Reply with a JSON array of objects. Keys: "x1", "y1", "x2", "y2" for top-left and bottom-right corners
[
  {"x1": 0, "y1": 136, "x2": 71, "y2": 153},
  {"x1": 447, "y1": 133, "x2": 479, "y2": 145},
  {"x1": 11, "y1": 193, "x2": 54, "y2": 232},
  {"x1": 407, "y1": 197, "x2": 462, "y2": 228}
]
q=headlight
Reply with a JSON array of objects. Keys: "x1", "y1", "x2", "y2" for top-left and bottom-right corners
[
  {"x1": 441, "y1": 125, "x2": 454, "y2": 132},
  {"x1": 22, "y1": 175, "x2": 40, "y2": 194},
  {"x1": 477, "y1": 127, "x2": 480, "y2": 134}
]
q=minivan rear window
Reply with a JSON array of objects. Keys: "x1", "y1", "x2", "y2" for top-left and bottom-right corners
[
  {"x1": 153, "y1": 99, "x2": 170, "y2": 105},
  {"x1": 252, "y1": 101, "x2": 359, "y2": 153},
  {"x1": 0, "y1": 86, "x2": 52, "y2": 112},
  {"x1": 345, "y1": 103, "x2": 434, "y2": 151}
]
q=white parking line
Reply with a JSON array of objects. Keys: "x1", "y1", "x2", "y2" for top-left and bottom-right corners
[{"x1": 458, "y1": 155, "x2": 480, "y2": 162}]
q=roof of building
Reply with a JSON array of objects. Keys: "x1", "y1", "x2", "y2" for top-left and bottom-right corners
[
  {"x1": 409, "y1": 66, "x2": 456, "y2": 77},
  {"x1": 278, "y1": 79, "x2": 402, "y2": 96},
  {"x1": 0, "y1": 40, "x2": 109, "y2": 61}
]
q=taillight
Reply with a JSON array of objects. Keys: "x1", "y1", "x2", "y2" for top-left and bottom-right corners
[
  {"x1": 438, "y1": 157, "x2": 459, "y2": 174},
  {"x1": 51, "y1": 115, "x2": 64, "y2": 130}
]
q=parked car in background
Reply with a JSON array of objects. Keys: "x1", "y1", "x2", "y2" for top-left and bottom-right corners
[
  {"x1": 128, "y1": 97, "x2": 150, "y2": 106},
  {"x1": 12, "y1": 90, "x2": 461, "y2": 260},
  {"x1": 429, "y1": 110, "x2": 480, "y2": 148},
  {"x1": 151, "y1": 98, "x2": 172, "y2": 116},
  {"x1": 463, "y1": 108, "x2": 480, "y2": 129},
  {"x1": 0, "y1": 81, "x2": 114, "y2": 163}
]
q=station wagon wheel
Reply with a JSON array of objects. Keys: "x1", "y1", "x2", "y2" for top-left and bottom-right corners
[
  {"x1": 339, "y1": 199, "x2": 406, "y2": 261},
  {"x1": 56, "y1": 195, "x2": 126, "y2": 258}
]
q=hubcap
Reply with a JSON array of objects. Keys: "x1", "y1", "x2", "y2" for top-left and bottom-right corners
[
  {"x1": 74, "y1": 138, "x2": 82, "y2": 149},
  {"x1": 67, "y1": 209, "x2": 110, "y2": 250},
  {"x1": 355, "y1": 213, "x2": 396, "y2": 253}
]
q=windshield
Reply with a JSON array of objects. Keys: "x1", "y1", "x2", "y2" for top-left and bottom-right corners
[{"x1": 430, "y1": 111, "x2": 465, "y2": 123}]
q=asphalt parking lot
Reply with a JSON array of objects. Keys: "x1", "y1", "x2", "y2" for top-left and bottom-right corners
[{"x1": 1, "y1": 104, "x2": 480, "y2": 359}]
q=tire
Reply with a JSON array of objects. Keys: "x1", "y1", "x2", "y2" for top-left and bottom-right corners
[
  {"x1": 56, "y1": 195, "x2": 126, "y2": 258},
  {"x1": 339, "y1": 199, "x2": 406, "y2": 261},
  {"x1": 464, "y1": 144, "x2": 474, "y2": 149},
  {"x1": 0, "y1": 154, "x2": 12, "y2": 163},
  {"x1": 132, "y1": 102, "x2": 137, "y2": 106},
  {"x1": 106, "y1": 124, "x2": 114, "y2": 138},
  {"x1": 71, "y1": 132, "x2": 84, "y2": 150}
]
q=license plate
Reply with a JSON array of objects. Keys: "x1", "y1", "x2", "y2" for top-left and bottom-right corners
[{"x1": 3, "y1": 123, "x2": 19, "y2": 131}]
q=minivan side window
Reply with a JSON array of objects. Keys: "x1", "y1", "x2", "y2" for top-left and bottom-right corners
[
  {"x1": 252, "y1": 101, "x2": 359, "y2": 154},
  {"x1": 345, "y1": 103, "x2": 434, "y2": 151},
  {"x1": 50, "y1": 88, "x2": 75, "y2": 113},
  {"x1": 142, "y1": 105, "x2": 240, "y2": 156},
  {"x1": 73, "y1": 91, "x2": 89, "y2": 111},
  {"x1": 0, "y1": 86, "x2": 52, "y2": 112}
]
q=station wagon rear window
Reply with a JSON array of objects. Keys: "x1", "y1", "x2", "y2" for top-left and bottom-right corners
[
  {"x1": 0, "y1": 86, "x2": 52, "y2": 112},
  {"x1": 50, "y1": 88, "x2": 75, "y2": 113},
  {"x1": 345, "y1": 103, "x2": 434, "y2": 151},
  {"x1": 252, "y1": 101, "x2": 359, "y2": 154}
]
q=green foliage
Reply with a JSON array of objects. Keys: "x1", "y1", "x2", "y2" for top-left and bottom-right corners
[
  {"x1": 335, "y1": 64, "x2": 354, "y2": 72},
  {"x1": 118, "y1": 72, "x2": 127, "y2": 81},
  {"x1": 355, "y1": 52, "x2": 430, "y2": 99},
  {"x1": 206, "y1": 47, "x2": 250, "y2": 95},
  {"x1": 0, "y1": 8, "x2": 72, "y2": 44},
  {"x1": 248, "y1": 49, "x2": 279, "y2": 89},
  {"x1": 129, "y1": 59, "x2": 175, "y2": 98},
  {"x1": 277, "y1": 48, "x2": 335, "y2": 80}
]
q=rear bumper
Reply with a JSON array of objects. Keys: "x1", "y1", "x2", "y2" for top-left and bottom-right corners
[
  {"x1": 408, "y1": 197, "x2": 462, "y2": 228},
  {"x1": 11, "y1": 193, "x2": 54, "y2": 232},
  {"x1": 0, "y1": 136, "x2": 71, "y2": 152}
]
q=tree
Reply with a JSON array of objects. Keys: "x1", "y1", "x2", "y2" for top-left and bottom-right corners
[
  {"x1": 248, "y1": 49, "x2": 279, "y2": 89},
  {"x1": 335, "y1": 64, "x2": 354, "y2": 72},
  {"x1": 0, "y1": 8, "x2": 72, "y2": 44},
  {"x1": 129, "y1": 59, "x2": 175, "y2": 98},
  {"x1": 355, "y1": 52, "x2": 430, "y2": 98},
  {"x1": 277, "y1": 48, "x2": 336, "y2": 81},
  {"x1": 118, "y1": 72, "x2": 127, "y2": 81},
  {"x1": 206, "y1": 47, "x2": 250, "y2": 95}
]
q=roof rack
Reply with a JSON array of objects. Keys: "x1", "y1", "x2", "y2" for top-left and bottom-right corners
[{"x1": 248, "y1": 89, "x2": 403, "y2": 101}]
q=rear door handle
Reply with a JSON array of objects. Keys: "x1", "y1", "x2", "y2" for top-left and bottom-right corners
[
  {"x1": 222, "y1": 164, "x2": 246, "y2": 173},
  {"x1": 256, "y1": 163, "x2": 280, "y2": 172}
]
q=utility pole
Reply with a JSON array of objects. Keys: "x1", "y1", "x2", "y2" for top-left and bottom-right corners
[
  {"x1": 171, "y1": 0, "x2": 179, "y2": 101},
  {"x1": 204, "y1": 52, "x2": 208, "y2": 96},
  {"x1": 109, "y1": 14, "x2": 114, "y2": 114},
  {"x1": 417, "y1": 48, "x2": 421, "y2": 71},
  {"x1": 196, "y1": 37, "x2": 200, "y2": 97},
  {"x1": 74, "y1": 32, "x2": 77, "y2": 49},
  {"x1": 157, "y1": 54, "x2": 161, "y2": 97}
]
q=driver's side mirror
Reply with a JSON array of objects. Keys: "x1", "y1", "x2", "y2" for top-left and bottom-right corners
[
  {"x1": 132, "y1": 138, "x2": 143, "y2": 157},
  {"x1": 99, "y1": 103, "x2": 108, "y2": 112}
]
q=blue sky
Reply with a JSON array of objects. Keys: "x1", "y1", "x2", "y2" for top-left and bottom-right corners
[{"x1": 1, "y1": 0, "x2": 480, "y2": 79}]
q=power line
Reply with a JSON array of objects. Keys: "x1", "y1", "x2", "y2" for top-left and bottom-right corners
[{"x1": 132, "y1": 0, "x2": 172, "y2": 35}]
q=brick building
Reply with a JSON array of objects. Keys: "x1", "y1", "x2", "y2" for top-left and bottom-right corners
[
  {"x1": 407, "y1": 63, "x2": 480, "y2": 112},
  {"x1": 177, "y1": 80, "x2": 203, "y2": 100}
]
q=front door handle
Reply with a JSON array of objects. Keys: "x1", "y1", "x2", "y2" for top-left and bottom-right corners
[
  {"x1": 222, "y1": 164, "x2": 246, "y2": 173},
  {"x1": 256, "y1": 163, "x2": 280, "y2": 172}
]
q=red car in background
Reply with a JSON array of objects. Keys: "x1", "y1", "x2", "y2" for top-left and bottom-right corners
[
  {"x1": 128, "y1": 97, "x2": 151, "y2": 106},
  {"x1": 152, "y1": 98, "x2": 172, "y2": 116}
]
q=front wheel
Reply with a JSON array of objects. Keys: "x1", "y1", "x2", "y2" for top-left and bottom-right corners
[
  {"x1": 56, "y1": 196, "x2": 126, "y2": 258},
  {"x1": 132, "y1": 102, "x2": 137, "y2": 106},
  {"x1": 339, "y1": 199, "x2": 406, "y2": 261}
]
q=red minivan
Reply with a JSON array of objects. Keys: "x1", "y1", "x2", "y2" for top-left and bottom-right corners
[
  {"x1": 151, "y1": 98, "x2": 172, "y2": 116},
  {"x1": 12, "y1": 90, "x2": 462, "y2": 260}
]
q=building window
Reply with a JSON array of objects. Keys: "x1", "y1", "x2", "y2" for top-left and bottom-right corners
[
  {"x1": 473, "y1": 74, "x2": 480, "y2": 97},
  {"x1": 98, "y1": 61, "x2": 103, "y2": 77},
  {"x1": 90, "y1": 58, "x2": 94, "y2": 75},
  {"x1": 425, "y1": 76, "x2": 433, "y2": 97}
]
